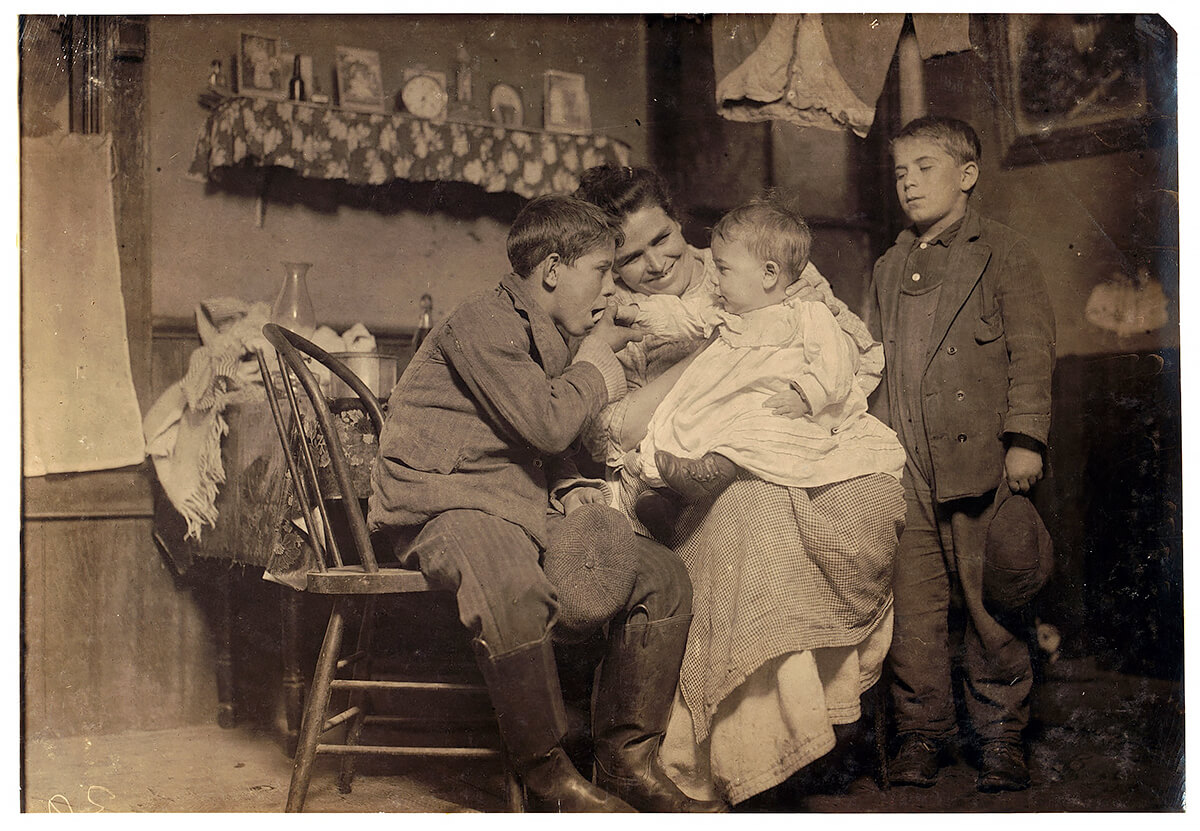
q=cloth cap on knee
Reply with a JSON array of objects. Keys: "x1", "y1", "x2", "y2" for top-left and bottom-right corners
[
  {"x1": 983, "y1": 483, "x2": 1054, "y2": 612},
  {"x1": 543, "y1": 504, "x2": 640, "y2": 642}
]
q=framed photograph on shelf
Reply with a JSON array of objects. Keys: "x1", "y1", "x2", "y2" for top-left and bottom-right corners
[
  {"x1": 543, "y1": 70, "x2": 590, "y2": 134},
  {"x1": 238, "y1": 32, "x2": 287, "y2": 100},
  {"x1": 335, "y1": 46, "x2": 385, "y2": 113},
  {"x1": 993, "y1": 14, "x2": 1166, "y2": 167}
]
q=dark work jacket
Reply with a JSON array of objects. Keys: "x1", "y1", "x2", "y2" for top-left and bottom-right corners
[
  {"x1": 867, "y1": 205, "x2": 1056, "y2": 503},
  {"x1": 368, "y1": 274, "x2": 609, "y2": 550}
]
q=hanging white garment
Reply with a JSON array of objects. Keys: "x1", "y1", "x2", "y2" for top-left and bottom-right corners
[
  {"x1": 21, "y1": 133, "x2": 146, "y2": 476},
  {"x1": 714, "y1": 13, "x2": 972, "y2": 136}
]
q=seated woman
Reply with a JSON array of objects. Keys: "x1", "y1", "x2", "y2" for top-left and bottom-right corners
[{"x1": 575, "y1": 165, "x2": 905, "y2": 806}]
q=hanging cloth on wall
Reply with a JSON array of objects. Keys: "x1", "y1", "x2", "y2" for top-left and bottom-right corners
[
  {"x1": 713, "y1": 13, "x2": 972, "y2": 137},
  {"x1": 21, "y1": 132, "x2": 147, "y2": 476},
  {"x1": 142, "y1": 299, "x2": 269, "y2": 541},
  {"x1": 910, "y1": 13, "x2": 973, "y2": 59}
]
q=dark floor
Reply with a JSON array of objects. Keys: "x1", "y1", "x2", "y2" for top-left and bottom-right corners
[{"x1": 21, "y1": 657, "x2": 1184, "y2": 813}]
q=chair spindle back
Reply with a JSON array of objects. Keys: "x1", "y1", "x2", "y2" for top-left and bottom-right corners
[{"x1": 258, "y1": 323, "x2": 386, "y2": 573}]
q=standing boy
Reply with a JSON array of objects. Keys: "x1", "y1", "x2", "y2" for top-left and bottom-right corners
[
  {"x1": 368, "y1": 195, "x2": 723, "y2": 813},
  {"x1": 868, "y1": 116, "x2": 1055, "y2": 792}
]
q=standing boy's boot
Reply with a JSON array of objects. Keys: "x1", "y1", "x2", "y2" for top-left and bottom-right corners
[
  {"x1": 655, "y1": 450, "x2": 738, "y2": 503},
  {"x1": 472, "y1": 635, "x2": 635, "y2": 812},
  {"x1": 592, "y1": 607, "x2": 727, "y2": 812},
  {"x1": 889, "y1": 734, "x2": 943, "y2": 787},
  {"x1": 977, "y1": 739, "x2": 1030, "y2": 792}
]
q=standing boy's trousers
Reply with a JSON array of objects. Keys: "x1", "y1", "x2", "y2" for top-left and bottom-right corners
[{"x1": 888, "y1": 465, "x2": 1033, "y2": 743}]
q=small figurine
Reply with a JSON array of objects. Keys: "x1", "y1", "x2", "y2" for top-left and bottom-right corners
[
  {"x1": 450, "y1": 44, "x2": 483, "y2": 122},
  {"x1": 200, "y1": 58, "x2": 230, "y2": 108},
  {"x1": 208, "y1": 59, "x2": 226, "y2": 89},
  {"x1": 455, "y1": 43, "x2": 473, "y2": 105}
]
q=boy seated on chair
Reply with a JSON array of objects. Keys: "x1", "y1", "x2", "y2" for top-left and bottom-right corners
[{"x1": 367, "y1": 194, "x2": 724, "y2": 813}]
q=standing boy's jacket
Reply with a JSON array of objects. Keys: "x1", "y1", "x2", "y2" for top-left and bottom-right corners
[
  {"x1": 368, "y1": 273, "x2": 623, "y2": 550},
  {"x1": 867, "y1": 206, "x2": 1056, "y2": 502}
]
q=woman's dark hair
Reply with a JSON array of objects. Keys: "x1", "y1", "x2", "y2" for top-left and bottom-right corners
[
  {"x1": 574, "y1": 164, "x2": 678, "y2": 223},
  {"x1": 506, "y1": 194, "x2": 623, "y2": 278}
]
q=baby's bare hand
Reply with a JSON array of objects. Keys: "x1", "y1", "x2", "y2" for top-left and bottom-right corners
[{"x1": 763, "y1": 389, "x2": 811, "y2": 419}]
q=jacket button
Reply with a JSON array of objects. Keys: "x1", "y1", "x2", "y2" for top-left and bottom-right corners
[
  {"x1": 831, "y1": 426, "x2": 840, "y2": 435},
  {"x1": 955, "y1": 390, "x2": 965, "y2": 401},
  {"x1": 957, "y1": 433, "x2": 968, "y2": 443},
  {"x1": 533, "y1": 458, "x2": 543, "y2": 468},
  {"x1": 947, "y1": 345, "x2": 958, "y2": 355}
]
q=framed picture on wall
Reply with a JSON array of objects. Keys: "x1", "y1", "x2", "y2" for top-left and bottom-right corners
[
  {"x1": 993, "y1": 14, "x2": 1167, "y2": 167},
  {"x1": 543, "y1": 70, "x2": 590, "y2": 134},
  {"x1": 238, "y1": 32, "x2": 287, "y2": 100},
  {"x1": 335, "y1": 46, "x2": 385, "y2": 113}
]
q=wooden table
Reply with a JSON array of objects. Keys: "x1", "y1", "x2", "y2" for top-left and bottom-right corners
[{"x1": 153, "y1": 397, "x2": 379, "y2": 754}]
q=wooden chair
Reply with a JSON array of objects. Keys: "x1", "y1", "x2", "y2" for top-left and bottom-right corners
[{"x1": 257, "y1": 323, "x2": 522, "y2": 812}]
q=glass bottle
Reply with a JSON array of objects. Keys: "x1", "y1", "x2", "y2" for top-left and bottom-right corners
[
  {"x1": 271, "y1": 261, "x2": 317, "y2": 339},
  {"x1": 414, "y1": 293, "x2": 434, "y2": 351},
  {"x1": 288, "y1": 54, "x2": 305, "y2": 101}
]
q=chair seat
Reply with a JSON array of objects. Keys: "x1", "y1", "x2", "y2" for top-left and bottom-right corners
[{"x1": 305, "y1": 565, "x2": 435, "y2": 595}]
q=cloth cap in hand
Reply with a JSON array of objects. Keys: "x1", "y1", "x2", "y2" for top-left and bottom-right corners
[
  {"x1": 543, "y1": 504, "x2": 640, "y2": 642},
  {"x1": 983, "y1": 485, "x2": 1054, "y2": 612}
]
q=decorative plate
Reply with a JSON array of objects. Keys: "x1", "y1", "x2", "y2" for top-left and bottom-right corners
[{"x1": 489, "y1": 82, "x2": 524, "y2": 128}]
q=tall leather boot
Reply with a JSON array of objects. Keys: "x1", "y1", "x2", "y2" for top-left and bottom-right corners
[
  {"x1": 472, "y1": 635, "x2": 635, "y2": 812},
  {"x1": 592, "y1": 607, "x2": 728, "y2": 812}
]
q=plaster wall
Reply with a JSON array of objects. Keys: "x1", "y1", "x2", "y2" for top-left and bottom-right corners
[{"x1": 148, "y1": 14, "x2": 649, "y2": 331}]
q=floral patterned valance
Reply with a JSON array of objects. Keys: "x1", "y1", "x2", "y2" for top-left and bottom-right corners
[{"x1": 189, "y1": 96, "x2": 632, "y2": 198}]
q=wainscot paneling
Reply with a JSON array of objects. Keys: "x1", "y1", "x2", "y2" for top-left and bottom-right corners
[{"x1": 23, "y1": 468, "x2": 218, "y2": 739}]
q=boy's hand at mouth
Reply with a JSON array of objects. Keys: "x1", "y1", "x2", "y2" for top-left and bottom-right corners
[
  {"x1": 590, "y1": 307, "x2": 644, "y2": 352},
  {"x1": 613, "y1": 302, "x2": 641, "y2": 327}
]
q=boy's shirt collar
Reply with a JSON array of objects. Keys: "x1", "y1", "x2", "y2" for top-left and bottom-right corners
[
  {"x1": 893, "y1": 204, "x2": 983, "y2": 248},
  {"x1": 917, "y1": 217, "x2": 964, "y2": 248}
]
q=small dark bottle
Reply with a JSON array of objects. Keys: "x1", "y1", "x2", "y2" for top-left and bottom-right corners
[
  {"x1": 288, "y1": 55, "x2": 305, "y2": 101},
  {"x1": 414, "y1": 294, "x2": 434, "y2": 352}
]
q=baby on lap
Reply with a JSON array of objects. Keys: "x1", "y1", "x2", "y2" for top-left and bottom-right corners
[{"x1": 617, "y1": 200, "x2": 906, "y2": 540}]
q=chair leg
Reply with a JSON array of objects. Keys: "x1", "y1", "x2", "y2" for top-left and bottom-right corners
[
  {"x1": 337, "y1": 596, "x2": 377, "y2": 794},
  {"x1": 286, "y1": 597, "x2": 350, "y2": 812}
]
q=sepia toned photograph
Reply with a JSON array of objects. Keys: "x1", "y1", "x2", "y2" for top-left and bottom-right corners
[
  {"x1": 334, "y1": 45, "x2": 385, "y2": 113},
  {"x1": 17, "y1": 11, "x2": 1183, "y2": 815},
  {"x1": 238, "y1": 31, "x2": 287, "y2": 100},
  {"x1": 543, "y1": 68, "x2": 591, "y2": 134}
]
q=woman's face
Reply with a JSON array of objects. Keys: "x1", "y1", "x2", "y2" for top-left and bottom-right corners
[{"x1": 613, "y1": 205, "x2": 690, "y2": 297}]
